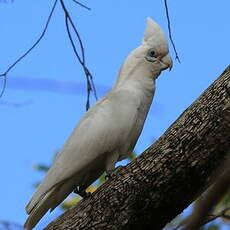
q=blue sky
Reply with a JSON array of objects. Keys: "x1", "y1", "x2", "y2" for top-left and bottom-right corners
[{"x1": 0, "y1": 0, "x2": 229, "y2": 229}]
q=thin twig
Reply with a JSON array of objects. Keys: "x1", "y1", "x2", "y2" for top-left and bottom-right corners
[
  {"x1": 0, "y1": 0, "x2": 58, "y2": 97},
  {"x1": 85, "y1": 67, "x2": 98, "y2": 104},
  {"x1": 60, "y1": 0, "x2": 97, "y2": 110},
  {"x1": 64, "y1": 14, "x2": 82, "y2": 64},
  {"x1": 67, "y1": 13, "x2": 99, "y2": 100},
  {"x1": 164, "y1": 0, "x2": 180, "y2": 63},
  {"x1": 72, "y1": 0, "x2": 91, "y2": 11},
  {"x1": 65, "y1": 16, "x2": 93, "y2": 110},
  {"x1": 61, "y1": 1, "x2": 85, "y2": 64},
  {"x1": 0, "y1": 0, "x2": 58, "y2": 75},
  {"x1": 202, "y1": 206, "x2": 230, "y2": 225},
  {"x1": 0, "y1": 76, "x2": 7, "y2": 97},
  {"x1": 60, "y1": 1, "x2": 97, "y2": 100},
  {"x1": 64, "y1": 9, "x2": 92, "y2": 111}
]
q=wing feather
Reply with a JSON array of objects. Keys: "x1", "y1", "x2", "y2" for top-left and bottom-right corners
[{"x1": 26, "y1": 90, "x2": 141, "y2": 212}]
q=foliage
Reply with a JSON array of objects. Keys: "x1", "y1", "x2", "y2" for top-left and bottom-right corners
[
  {"x1": 0, "y1": 220, "x2": 23, "y2": 230},
  {"x1": 163, "y1": 193, "x2": 230, "y2": 230},
  {"x1": 0, "y1": 0, "x2": 14, "y2": 3}
]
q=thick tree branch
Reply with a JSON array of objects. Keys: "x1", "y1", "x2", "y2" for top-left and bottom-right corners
[{"x1": 45, "y1": 66, "x2": 230, "y2": 230}]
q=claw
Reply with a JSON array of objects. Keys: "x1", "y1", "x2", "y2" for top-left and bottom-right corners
[
  {"x1": 105, "y1": 173, "x2": 112, "y2": 180},
  {"x1": 74, "y1": 187, "x2": 91, "y2": 199},
  {"x1": 105, "y1": 165, "x2": 123, "y2": 180}
]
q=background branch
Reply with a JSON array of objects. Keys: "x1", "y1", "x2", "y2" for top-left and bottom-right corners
[
  {"x1": 183, "y1": 156, "x2": 230, "y2": 230},
  {"x1": 173, "y1": 206, "x2": 230, "y2": 230},
  {"x1": 202, "y1": 206, "x2": 230, "y2": 226}
]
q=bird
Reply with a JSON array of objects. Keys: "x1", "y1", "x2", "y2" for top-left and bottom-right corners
[{"x1": 24, "y1": 17, "x2": 172, "y2": 230}]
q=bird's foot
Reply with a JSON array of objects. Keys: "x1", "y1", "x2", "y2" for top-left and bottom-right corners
[
  {"x1": 105, "y1": 166, "x2": 123, "y2": 180},
  {"x1": 105, "y1": 173, "x2": 112, "y2": 180},
  {"x1": 74, "y1": 187, "x2": 91, "y2": 199}
]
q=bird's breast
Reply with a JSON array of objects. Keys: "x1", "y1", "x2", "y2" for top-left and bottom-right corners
[{"x1": 116, "y1": 88, "x2": 154, "y2": 157}]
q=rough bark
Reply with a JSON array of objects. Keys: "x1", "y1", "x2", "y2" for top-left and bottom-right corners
[{"x1": 45, "y1": 66, "x2": 230, "y2": 230}]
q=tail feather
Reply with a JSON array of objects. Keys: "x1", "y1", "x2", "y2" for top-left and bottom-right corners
[
  {"x1": 25, "y1": 170, "x2": 60, "y2": 215},
  {"x1": 24, "y1": 178, "x2": 75, "y2": 230},
  {"x1": 24, "y1": 186, "x2": 58, "y2": 230}
]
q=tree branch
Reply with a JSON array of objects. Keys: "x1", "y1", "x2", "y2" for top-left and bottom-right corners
[
  {"x1": 45, "y1": 66, "x2": 230, "y2": 230},
  {"x1": 173, "y1": 206, "x2": 230, "y2": 230}
]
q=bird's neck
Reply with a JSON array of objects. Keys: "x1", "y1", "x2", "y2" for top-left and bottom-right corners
[{"x1": 113, "y1": 59, "x2": 156, "y2": 95}]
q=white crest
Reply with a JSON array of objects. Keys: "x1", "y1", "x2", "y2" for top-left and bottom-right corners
[{"x1": 142, "y1": 17, "x2": 167, "y2": 47}]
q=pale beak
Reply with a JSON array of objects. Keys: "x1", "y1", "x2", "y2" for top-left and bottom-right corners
[{"x1": 161, "y1": 55, "x2": 173, "y2": 71}]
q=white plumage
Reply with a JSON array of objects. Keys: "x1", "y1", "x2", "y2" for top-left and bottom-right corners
[{"x1": 24, "y1": 17, "x2": 172, "y2": 229}]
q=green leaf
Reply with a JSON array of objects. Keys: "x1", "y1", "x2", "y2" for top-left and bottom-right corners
[
  {"x1": 204, "y1": 224, "x2": 220, "y2": 230},
  {"x1": 32, "y1": 164, "x2": 50, "y2": 172}
]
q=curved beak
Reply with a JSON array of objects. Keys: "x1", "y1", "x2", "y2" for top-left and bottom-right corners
[{"x1": 161, "y1": 55, "x2": 173, "y2": 71}]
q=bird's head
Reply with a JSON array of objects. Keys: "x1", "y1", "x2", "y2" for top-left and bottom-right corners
[
  {"x1": 115, "y1": 18, "x2": 172, "y2": 88},
  {"x1": 130, "y1": 17, "x2": 172, "y2": 78},
  {"x1": 143, "y1": 18, "x2": 172, "y2": 72}
]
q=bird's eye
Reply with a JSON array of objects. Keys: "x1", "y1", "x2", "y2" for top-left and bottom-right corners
[
  {"x1": 148, "y1": 49, "x2": 156, "y2": 58},
  {"x1": 145, "y1": 49, "x2": 157, "y2": 62}
]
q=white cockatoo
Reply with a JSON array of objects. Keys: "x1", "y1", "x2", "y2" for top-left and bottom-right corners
[{"x1": 24, "y1": 17, "x2": 172, "y2": 229}]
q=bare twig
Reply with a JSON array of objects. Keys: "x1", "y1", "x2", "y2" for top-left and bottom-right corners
[
  {"x1": 0, "y1": 75, "x2": 7, "y2": 97},
  {"x1": 0, "y1": 0, "x2": 97, "y2": 110},
  {"x1": 60, "y1": 0, "x2": 97, "y2": 110},
  {"x1": 72, "y1": 0, "x2": 91, "y2": 10},
  {"x1": 164, "y1": 0, "x2": 180, "y2": 63},
  {"x1": 0, "y1": 0, "x2": 58, "y2": 97},
  {"x1": 202, "y1": 206, "x2": 230, "y2": 225}
]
